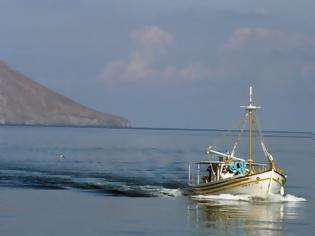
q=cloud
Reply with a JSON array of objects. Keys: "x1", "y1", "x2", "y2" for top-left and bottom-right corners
[
  {"x1": 178, "y1": 64, "x2": 214, "y2": 81},
  {"x1": 100, "y1": 26, "x2": 315, "y2": 84},
  {"x1": 100, "y1": 26, "x2": 174, "y2": 81},
  {"x1": 219, "y1": 27, "x2": 315, "y2": 83},
  {"x1": 130, "y1": 26, "x2": 174, "y2": 49},
  {"x1": 100, "y1": 26, "x2": 211, "y2": 82},
  {"x1": 224, "y1": 27, "x2": 315, "y2": 51}
]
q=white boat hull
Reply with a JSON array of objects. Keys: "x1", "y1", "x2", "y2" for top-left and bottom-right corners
[{"x1": 191, "y1": 170, "x2": 286, "y2": 198}]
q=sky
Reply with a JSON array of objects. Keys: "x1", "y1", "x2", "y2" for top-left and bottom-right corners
[{"x1": 0, "y1": 0, "x2": 314, "y2": 131}]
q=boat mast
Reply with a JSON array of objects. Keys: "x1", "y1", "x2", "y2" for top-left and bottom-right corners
[{"x1": 241, "y1": 86, "x2": 260, "y2": 169}]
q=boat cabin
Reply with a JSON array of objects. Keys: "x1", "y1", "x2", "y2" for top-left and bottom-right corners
[{"x1": 188, "y1": 159, "x2": 268, "y2": 185}]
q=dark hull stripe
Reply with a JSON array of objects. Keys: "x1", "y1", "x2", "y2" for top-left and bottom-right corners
[
  {"x1": 193, "y1": 177, "x2": 253, "y2": 193},
  {"x1": 192, "y1": 170, "x2": 284, "y2": 191},
  {"x1": 194, "y1": 170, "x2": 273, "y2": 188},
  {"x1": 194, "y1": 175, "x2": 250, "y2": 188},
  {"x1": 192, "y1": 177, "x2": 283, "y2": 195},
  {"x1": 191, "y1": 170, "x2": 285, "y2": 195},
  {"x1": 192, "y1": 176, "x2": 250, "y2": 192}
]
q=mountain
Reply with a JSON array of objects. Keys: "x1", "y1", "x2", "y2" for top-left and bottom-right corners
[{"x1": 0, "y1": 60, "x2": 129, "y2": 127}]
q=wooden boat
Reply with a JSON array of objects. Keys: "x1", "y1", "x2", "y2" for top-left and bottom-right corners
[{"x1": 188, "y1": 87, "x2": 286, "y2": 198}]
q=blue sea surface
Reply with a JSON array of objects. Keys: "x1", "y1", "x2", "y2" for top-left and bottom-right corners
[{"x1": 0, "y1": 126, "x2": 313, "y2": 235}]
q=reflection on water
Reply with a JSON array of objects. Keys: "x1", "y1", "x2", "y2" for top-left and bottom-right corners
[{"x1": 188, "y1": 196, "x2": 306, "y2": 236}]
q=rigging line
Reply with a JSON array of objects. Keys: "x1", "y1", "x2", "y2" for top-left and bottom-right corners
[
  {"x1": 210, "y1": 116, "x2": 244, "y2": 150},
  {"x1": 207, "y1": 116, "x2": 244, "y2": 162},
  {"x1": 253, "y1": 114, "x2": 270, "y2": 158},
  {"x1": 253, "y1": 114, "x2": 265, "y2": 144},
  {"x1": 208, "y1": 113, "x2": 247, "y2": 161},
  {"x1": 231, "y1": 115, "x2": 247, "y2": 158}
]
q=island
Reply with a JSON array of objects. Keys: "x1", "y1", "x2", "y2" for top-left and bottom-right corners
[{"x1": 0, "y1": 60, "x2": 129, "y2": 127}]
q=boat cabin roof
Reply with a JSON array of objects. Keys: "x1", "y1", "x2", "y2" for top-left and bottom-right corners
[
  {"x1": 192, "y1": 160, "x2": 267, "y2": 166},
  {"x1": 193, "y1": 161, "x2": 224, "y2": 165}
]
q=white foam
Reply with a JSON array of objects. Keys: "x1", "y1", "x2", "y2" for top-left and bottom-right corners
[
  {"x1": 267, "y1": 193, "x2": 306, "y2": 203},
  {"x1": 192, "y1": 193, "x2": 306, "y2": 203},
  {"x1": 140, "y1": 185, "x2": 183, "y2": 197},
  {"x1": 158, "y1": 187, "x2": 183, "y2": 197}
]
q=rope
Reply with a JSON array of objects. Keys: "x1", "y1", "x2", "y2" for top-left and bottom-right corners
[
  {"x1": 252, "y1": 114, "x2": 270, "y2": 159},
  {"x1": 231, "y1": 115, "x2": 247, "y2": 157},
  {"x1": 208, "y1": 116, "x2": 245, "y2": 157}
]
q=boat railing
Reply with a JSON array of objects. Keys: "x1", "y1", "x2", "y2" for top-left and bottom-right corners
[
  {"x1": 188, "y1": 161, "x2": 223, "y2": 186},
  {"x1": 188, "y1": 162, "x2": 205, "y2": 186},
  {"x1": 249, "y1": 162, "x2": 268, "y2": 173}
]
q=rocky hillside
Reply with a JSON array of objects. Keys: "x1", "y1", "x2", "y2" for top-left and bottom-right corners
[{"x1": 0, "y1": 60, "x2": 129, "y2": 127}]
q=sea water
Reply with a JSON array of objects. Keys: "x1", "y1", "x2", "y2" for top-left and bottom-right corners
[{"x1": 0, "y1": 126, "x2": 313, "y2": 235}]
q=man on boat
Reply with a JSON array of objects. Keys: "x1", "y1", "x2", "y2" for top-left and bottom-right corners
[{"x1": 206, "y1": 165, "x2": 212, "y2": 182}]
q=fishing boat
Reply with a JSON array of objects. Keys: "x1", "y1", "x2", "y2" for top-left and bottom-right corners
[{"x1": 188, "y1": 87, "x2": 287, "y2": 198}]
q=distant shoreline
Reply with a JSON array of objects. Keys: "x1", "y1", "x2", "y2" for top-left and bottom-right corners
[{"x1": 0, "y1": 123, "x2": 313, "y2": 138}]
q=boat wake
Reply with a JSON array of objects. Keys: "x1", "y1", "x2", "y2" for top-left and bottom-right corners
[
  {"x1": 0, "y1": 168, "x2": 183, "y2": 198},
  {"x1": 192, "y1": 193, "x2": 306, "y2": 203},
  {"x1": 140, "y1": 186, "x2": 183, "y2": 197},
  {"x1": 266, "y1": 193, "x2": 306, "y2": 203}
]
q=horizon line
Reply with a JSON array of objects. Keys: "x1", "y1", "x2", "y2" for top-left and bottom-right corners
[{"x1": 0, "y1": 123, "x2": 313, "y2": 137}]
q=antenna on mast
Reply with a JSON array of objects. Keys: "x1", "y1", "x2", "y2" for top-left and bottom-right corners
[
  {"x1": 241, "y1": 86, "x2": 260, "y2": 110},
  {"x1": 240, "y1": 86, "x2": 261, "y2": 169}
]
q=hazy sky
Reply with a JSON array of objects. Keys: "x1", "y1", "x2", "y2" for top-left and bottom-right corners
[{"x1": 0, "y1": 0, "x2": 314, "y2": 131}]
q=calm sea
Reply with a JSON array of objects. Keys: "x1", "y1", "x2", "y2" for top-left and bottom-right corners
[{"x1": 0, "y1": 126, "x2": 313, "y2": 236}]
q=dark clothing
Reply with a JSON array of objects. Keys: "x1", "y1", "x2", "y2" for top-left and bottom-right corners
[{"x1": 207, "y1": 165, "x2": 212, "y2": 181}]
